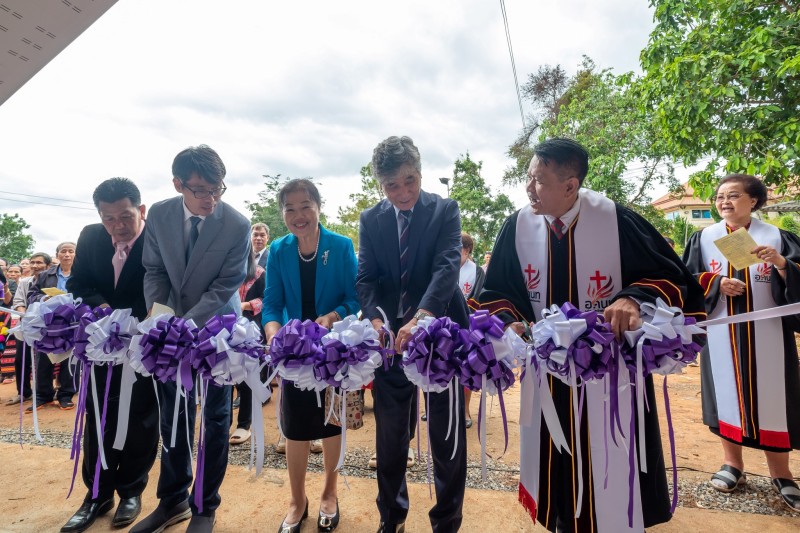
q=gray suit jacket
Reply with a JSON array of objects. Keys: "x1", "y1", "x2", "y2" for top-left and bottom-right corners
[{"x1": 143, "y1": 196, "x2": 251, "y2": 324}]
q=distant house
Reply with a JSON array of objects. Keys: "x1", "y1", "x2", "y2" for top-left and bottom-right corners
[{"x1": 651, "y1": 183, "x2": 714, "y2": 228}]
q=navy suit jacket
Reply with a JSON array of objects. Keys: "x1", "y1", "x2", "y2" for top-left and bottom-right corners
[
  {"x1": 356, "y1": 189, "x2": 469, "y2": 330},
  {"x1": 143, "y1": 197, "x2": 250, "y2": 324},
  {"x1": 67, "y1": 223, "x2": 148, "y2": 320},
  {"x1": 262, "y1": 225, "x2": 359, "y2": 325}
]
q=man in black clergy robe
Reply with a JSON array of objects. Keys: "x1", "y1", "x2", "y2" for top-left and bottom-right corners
[
  {"x1": 62, "y1": 178, "x2": 159, "y2": 533},
  {"x1": 476, "y1": 138, "x2": 705, "y2": 533}
]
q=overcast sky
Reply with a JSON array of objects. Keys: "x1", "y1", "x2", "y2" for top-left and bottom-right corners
[{"x1": 0, "y1": 0, "x2": 656, "y2": 257}]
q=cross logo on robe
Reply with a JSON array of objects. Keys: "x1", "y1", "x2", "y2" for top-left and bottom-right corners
[
  {"x1": 463, "y1": 281, "x2": 472, "y2": 293},
  {"x1": 524, "y1": 264, "x2": 540, "y2": 289},
  {"x1": 709, "y1": 259, "x2": 721, "y2": 274},
  {"x1": 590, "y1": 270, "x2": 607, "y2": 290}
]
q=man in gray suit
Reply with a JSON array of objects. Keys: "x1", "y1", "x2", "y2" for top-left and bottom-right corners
[{"x1": 132, "y1": 145, "x2": 250, "y2": 533}]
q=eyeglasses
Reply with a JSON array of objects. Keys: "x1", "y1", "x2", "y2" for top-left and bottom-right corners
[
  {"x1": 182, "y1": 184, "x2": 227, "y2": 199},
  {"x1": 714, "y1": 193, "x2": 746, "y2": 202}
]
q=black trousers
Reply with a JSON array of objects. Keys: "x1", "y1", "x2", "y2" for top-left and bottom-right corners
[
  {"x1": 82, "y1": 365, "x2": 159, "y2": 503},
  {"x1": 233, "y1": 383, "x2": 252, "y2": 430},
  {"x1": 35, "y1": 351, "x2": 77, "y2": 404},
  {"x1": 373, "y1": 356, "x2": 467, "y2": 532},
  {"x1": 155, "y1": 376, "x2": 231, "y2": 517},
  {"x1": 14, "y1": 341, "x2": 32, "y2": 398}
]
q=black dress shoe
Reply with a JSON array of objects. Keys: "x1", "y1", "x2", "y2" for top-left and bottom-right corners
[
  {"x1": 278, "y1": 498, "x2": 308, "y2": 533},
  {"x1": 317, "y1": 499, "x2": 339, "y2": 532},
  {"x1": 111, "y1": 495, "x2": 142, "y2": 527},
  {"x1": 186, "y1": 513, "x2": 216, "y2": 533},
  {"x1": 60, "y1": 497, "x2": 115, "y2": 533},
  {"x1": 129, "y1": 500, "x2": 191, "y2": 533},
  {"x1": 376, "y1": 522, "x2": 405, "y2": 533}
]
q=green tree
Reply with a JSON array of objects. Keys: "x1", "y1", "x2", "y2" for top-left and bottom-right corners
[
  {"x1": 639, "y1": 0, "x2": 800, "y2": 198},
  {"x1": 333, "y1": 163, "x2": 384, "y2": 246},
  {"x1": 505, "y1": 57, "x2": 682, "y2": 230},
  {"x1": 670, "y1": 216, "x2": 698, "y2": 253},
  {"x1": 0, "y1": 213, "x2": 35, "y2": 264},
  {"x1": 451, "y1": 153, "x2": 514, "y2": 258}
]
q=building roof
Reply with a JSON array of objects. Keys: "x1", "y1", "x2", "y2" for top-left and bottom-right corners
[{"x1": 651, "y1": 183, "x2": 711, "y2": 212}]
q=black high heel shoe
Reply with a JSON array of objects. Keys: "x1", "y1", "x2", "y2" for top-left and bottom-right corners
[
  {"x1": 278, "y1": 498, "x2": 309, "y2": 533},
  {"x1": 317, "y1": 499, "x2": 339, "y2": 532}
]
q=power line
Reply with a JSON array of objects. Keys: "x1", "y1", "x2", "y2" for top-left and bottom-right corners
[
  {"x1": 0, "y1": 196, "x2": 96, "y2": 211},
  {"x1": 499, "y1": 0, "x2": 525, "y2": 128},
  {"x1": 0, "y1": 189, "x2": 93, "y2": 205}
]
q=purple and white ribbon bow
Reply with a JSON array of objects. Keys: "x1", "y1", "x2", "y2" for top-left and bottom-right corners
[
  {"x1": 457, "y1": 311, "x2": 525, "y2": 479},
  {"x1": 268, "y1": 319, "x2": 329, "y2": 392},
  {"x1": 318, "y1": 315, "x2": 383, "y2": 469},
  {"x1": 129, "y1": 314, "x2": 198, "y2": 452},
  {"x1": 192, "y1": 314, "x2": 270, "y2": 482},
  {"x1": 621, "y1": 298, "x2": 703, "y2": 514}
]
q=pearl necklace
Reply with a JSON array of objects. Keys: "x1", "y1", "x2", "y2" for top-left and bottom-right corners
[{"x1": 297, "y1": 234, "x2": 320, "y2": 263}]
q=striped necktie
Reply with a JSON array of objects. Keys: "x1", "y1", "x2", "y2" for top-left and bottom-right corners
[
  {"x1": 551, "y1": 217, "x2": 565, "y2": 240},
  {"x1": 398, "y1": 210, "x2": 412, "y2": 321}
]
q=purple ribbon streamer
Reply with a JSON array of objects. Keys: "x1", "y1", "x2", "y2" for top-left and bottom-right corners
[
  {"x1": 92, "y1": 365, "x2": 114, "y2": 499},
  {"x1": 664, "y1": 375, "x2": 678, "y2": 513}
]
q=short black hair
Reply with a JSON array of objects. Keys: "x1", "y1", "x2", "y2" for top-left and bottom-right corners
[
  {"x1": 278, "y1": 179, "x2": 322, "y2": 211},
  {"x1": 30, "y1": 252, "x2": 52, "y2": 266},
  {"x1": 532, "y1": 137, "x2": 589, "y2": 184},
  {"x1": 172, "y1": 144, "x2": 226, "y2": 185},
  {"x1": 716, "y1": 174, "x2": 769, "y2": 211},
  {"x1": 92, "y1": 177, "x2": 141, "y2": 209}
]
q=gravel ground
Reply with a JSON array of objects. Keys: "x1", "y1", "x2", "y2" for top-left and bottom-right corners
[{"x1": 3, "y1": 428, "x2": 798, "y2": 518}]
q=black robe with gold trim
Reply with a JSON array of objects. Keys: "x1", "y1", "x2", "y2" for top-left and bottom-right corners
[{"x1": 474, "y1": 204, "x2": 705, "y2": 533}]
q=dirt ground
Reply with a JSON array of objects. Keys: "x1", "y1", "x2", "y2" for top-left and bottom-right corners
[{"x1": 0, "y1": 365, "x2": 798, "y2": 532}]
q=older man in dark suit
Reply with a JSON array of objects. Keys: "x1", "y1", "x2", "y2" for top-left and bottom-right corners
[
  {"x1": 356, "y1": 136, "x2": 469, "y2": 533},
  {"x1": 60, "y1": 178, "x2": 159, "y2": 533},
  {"x1": 132, "y1": 145, "x2": 250, "y2": 533}
]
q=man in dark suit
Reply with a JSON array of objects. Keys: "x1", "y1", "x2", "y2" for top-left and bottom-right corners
[
  {"x1": 251, "y1": 222, "x2": 270, "y2": 268},
  {"x1": 60, "y1": 178, "x2": 159, "y2": 533},
  {"x1": 132, "y1": 145, "x2": 250, "y2": 533},
  {"x1": 356, "y1": 136, "x2": 469, "y2": 533}
]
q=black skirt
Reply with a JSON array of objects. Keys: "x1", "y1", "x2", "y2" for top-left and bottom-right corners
[{"x1": 280, "y1": 381, "x2": 341, "y2": 441}]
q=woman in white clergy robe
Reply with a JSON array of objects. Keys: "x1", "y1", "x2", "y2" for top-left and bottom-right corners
[{"x1": 683, "y1": 173, "x2": 800, "y2": 511}]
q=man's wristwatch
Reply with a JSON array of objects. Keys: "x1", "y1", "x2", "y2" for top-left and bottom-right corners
[{"x1": 413, "y1": 310, "x2": 433, "y2": 321}]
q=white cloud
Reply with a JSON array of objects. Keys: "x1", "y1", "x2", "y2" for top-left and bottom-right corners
[{"x1": 0, "y1": 0, "x2": 656, "y2": 255}]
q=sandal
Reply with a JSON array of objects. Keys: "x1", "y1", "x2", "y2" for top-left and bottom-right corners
[
  {"x1": 772, "y1": 478, "x2": 800, "y2": 511},
  {"x1": 229, "y1": 428, "x2": 251, "y2": 445},
  {"x1": 710, "y1": 464, "x2": 746, "y2": 493}
]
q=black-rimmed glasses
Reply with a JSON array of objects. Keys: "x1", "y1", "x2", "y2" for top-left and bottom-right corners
[{"x1": 183, "y1": 184, "x2": 227, "y2": 199}]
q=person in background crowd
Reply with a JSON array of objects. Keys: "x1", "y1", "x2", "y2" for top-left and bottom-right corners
[
  {"x1": 134, "y1": 144, "x2": 250, "y2": 533},
  {"x1": 251, "y1": 222, "x2": 270, "y2": 268},
  {"x1": 19, "y1": 258, "x2": 31, "y2": 277},
  {"x1": 477, "y1": 137, "x2": 705, "y2": 532},
  {"x1": 229, "y1": 249, "x2": 267, "y2": 446},
  {"x1": 683, "y1": 173, "x2": 800, "y2": 511},
  {"x1": 5, "y1": 264, "x2": 21, "y2": 304},
  {"x1": 0, "y1": 257, "x2": 7, "y2": 275},
  {"x1": 60, "y1": 177, "x2": 159, "y2": 533},
  {"x1": 262, "y1": 178, "x2": 358, "y2": 533},
  {"x1": 481, "y1": 252, "x2": 491, "y2": 272},
  {"x1": 5, "y1": 252, "x2": 50, "y2": 406},
  {"x1": 27, "y1": 242, "x2": 78, "y2": 411},
  {"x1": 357, "y1": 135, "x2": 469, "y2": 533},
  {"x1": 664, "y1": 236, "x2": 675, "y2": 248}
]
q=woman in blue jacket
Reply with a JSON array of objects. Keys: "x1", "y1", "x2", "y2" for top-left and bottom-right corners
[{"x1": 262, "y1": 179, "x2": 358, "y2": 533}]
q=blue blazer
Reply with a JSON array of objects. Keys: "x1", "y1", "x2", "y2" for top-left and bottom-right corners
[{"x1": 262, "y1": 225, "x2": 359, "y2": 325}]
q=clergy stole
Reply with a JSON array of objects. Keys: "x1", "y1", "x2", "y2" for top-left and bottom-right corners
[
  {"x1": 459, "y1": 260, "x2": 477, "y2": 298},
  {"x1": 515, "y1": 189, "x2": 644, "y2": 531},
  {"x1": 699, "y1": 219, "x2": 789, "y2": 448}
]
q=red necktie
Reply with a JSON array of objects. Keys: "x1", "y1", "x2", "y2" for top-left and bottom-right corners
[{"x1": 551, "y1": 218, "x2": 565, "y2": 240}]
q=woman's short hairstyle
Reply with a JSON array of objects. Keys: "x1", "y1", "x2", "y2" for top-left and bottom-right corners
[
  {"x1": 371, "y1": 136, "x2": 421, "y2": 183},
  {"x1": 56, "y1": 242, "x2": 76, "y2": 254},
  {"x1": 278, "y1": 179, "x2": 322, "y2": 210},
  {"x1": 716, "y1": 173, "x2": 769, "y2": 211}
]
